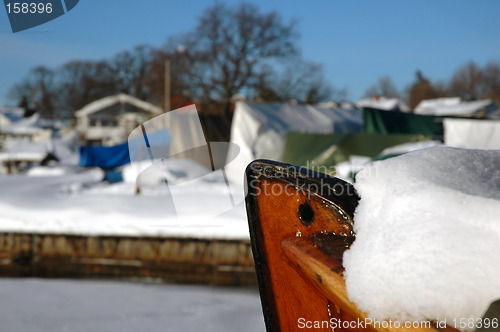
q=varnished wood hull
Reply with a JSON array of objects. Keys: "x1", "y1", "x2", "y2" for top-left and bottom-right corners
[{"x1": 245, "y1": 160, "x2": 458, "y2": 332}]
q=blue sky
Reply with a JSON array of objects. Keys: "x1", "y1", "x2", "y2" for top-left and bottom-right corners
[{"x1": 1, "y1": 0, "x2": 499, "y2": 106}]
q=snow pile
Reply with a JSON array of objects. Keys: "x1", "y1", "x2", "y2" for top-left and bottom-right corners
[
  {"x1": 377, "y1": 140, "x2": 442, "y2": 158},
  {"x1": 356, "y1": 97, "x2": 409, "y2": 112},
  {"x1": 335, "y1": 156, "x2": 371, "y2": 182},
  {"x1": 415, "y1": 98, "x2": 498, "y2": 117},
  {"x1": 27, "y1": 166, "x2": 75, "y2": 176},
  {"x1": 0, "y1": 113, "x2": 51, "y2": 140},
  {"x1": 343, "y1": 146, "x2": 500, "y2": 327},
  {"x1": 414, "y1": 97, "x2": 461, "y2": 115}
]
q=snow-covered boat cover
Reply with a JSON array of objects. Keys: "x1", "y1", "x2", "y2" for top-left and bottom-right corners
[{"x1": 225, "y1": 101, "x2": 363, "y2": 185}]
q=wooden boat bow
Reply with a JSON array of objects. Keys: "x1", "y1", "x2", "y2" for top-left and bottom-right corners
[{"x1": 245, "y1": 160, "x2": 458, "y2": 332}]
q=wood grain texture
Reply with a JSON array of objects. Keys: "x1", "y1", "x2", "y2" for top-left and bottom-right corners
[{"x1": 245, "y1": 160, "x2": 459, "y2": 332}]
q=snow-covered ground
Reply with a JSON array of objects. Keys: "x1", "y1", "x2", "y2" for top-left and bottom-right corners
[
  {"x1": 0, "y1": 164, "x2": 249, "y2": 238},
  {"x1": 344, "y1": 146, "x2": 500, "y2": 329},
  {"x1": 0, "y1": 278, "x2": 265, "y2": 332},
  {"x1": 0, "y1": 112, "x2": 249, "y2": 238}
]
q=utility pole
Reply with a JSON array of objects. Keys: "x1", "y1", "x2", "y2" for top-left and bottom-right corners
[
  {"x1": 164, "y1": 59, "x2": 171, "y2": 113},
  {"x1": 31, "y1": 86, "x2": 37, "y2": 110}
]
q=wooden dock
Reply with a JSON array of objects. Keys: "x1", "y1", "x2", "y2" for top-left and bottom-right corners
[{"x1": 0, "y1": 233, "x2": 257, "y2": 286}]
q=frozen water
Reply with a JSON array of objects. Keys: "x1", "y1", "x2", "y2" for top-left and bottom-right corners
[
  {"x1": 343, "y1": 146, "x2": 500, "y2": 329},
  {"x1": 0, "y1": 278, "x2": 264, "y2": 332}
]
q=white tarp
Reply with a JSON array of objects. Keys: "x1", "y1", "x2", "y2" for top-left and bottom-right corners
[
  {"x1": 225, "y1": 101, "x2": 363, "y2": 184},
  {"x1": 444, "y1": 118, "x2": 500, "y2": 149},
  {"x1": 415, "y1": 98, "x2": 499, "y2": 117},
  {"x1": 356, "y1": 97, "x2": 410, "y2": 112}
]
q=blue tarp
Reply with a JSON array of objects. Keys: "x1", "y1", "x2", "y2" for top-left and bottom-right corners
[
  {"x1": 104, "y1": 170, "x2": 124, "y2": 183},
  {"x1": 79, "y1": 142, "x2": 130, "y2": 169}
]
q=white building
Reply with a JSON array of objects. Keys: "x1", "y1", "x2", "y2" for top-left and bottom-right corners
[{"x1": 74, "y1": 94, "x2": 163, "y2": 146}]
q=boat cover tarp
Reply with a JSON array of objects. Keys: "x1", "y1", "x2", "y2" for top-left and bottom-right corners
[
  {"x1": 282, "y1": 132, "x2": 431, "y2": 169},
  {"x1": 363, "y1": 107, "x2": 444, "y2": 136},
  {"x1": 444, "y1": 118, "x2": 500, "y2": 149},
  {"x1": 225, "y1": 101, "x2": 363, "y2": 184},
  {"x1": 79, "y1": 141, "x2": 130, "y2": 169}
]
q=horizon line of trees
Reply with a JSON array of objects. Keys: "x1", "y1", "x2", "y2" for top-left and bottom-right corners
[
  {"x1": 7, "y1": 2, "x2": 500, "y2": 119},
  {"x1": 8, "y1": 3, "x2": 343, "y2": 120},
  {"x1": 364, "y1": 61, "x2": 500, "y2": 109}
]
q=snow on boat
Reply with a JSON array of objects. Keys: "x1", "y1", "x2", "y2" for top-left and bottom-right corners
[{"x1": 245, "y1": 152, "x2": 499, "y2": 331}]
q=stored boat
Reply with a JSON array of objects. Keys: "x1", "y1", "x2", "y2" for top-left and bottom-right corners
[{"x1": 245, "y1": 159, "x2": 459, "y2": 332}]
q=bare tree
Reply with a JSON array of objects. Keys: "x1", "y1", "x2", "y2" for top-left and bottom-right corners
[
  {"x1": 146, "y1": 38, "x2": 194, "y2": 110},
  {"x1": 57, "y1": 60, "x2": 115, "y2": 116},
  {"x1": 8, "y1": 66, "x2": 57, "y2": 118},
  {"x1": 447, "y1": 60, "x2": 500, "y2": 103},
  {"x1": 448, "y1": 61, "x2": 483, "y2": 100},
  {"x1": 7, "y1": 2, "x2": 341, "y2": 119},
  {"x1": 177, "y1": 3, "x2": 299, "y2": 115},
  {"x1": 481, "y1": 61, "x2": 500, "y2": 102},
  {"x1": 8, "y1": 80, "x2": 33, "y2": 109},
  {"x1": 254, "y1": 58, "x2": 334, "y2": 104},
  {"x1": 407, "y1": 70, "x2": 438, "y2": 109},
  {"x1": 364, "y1": 76, "x2": 401, "y2": 99},
  {"x1": 112, "y1": 45, "x2": 155, "y2": 100}
]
